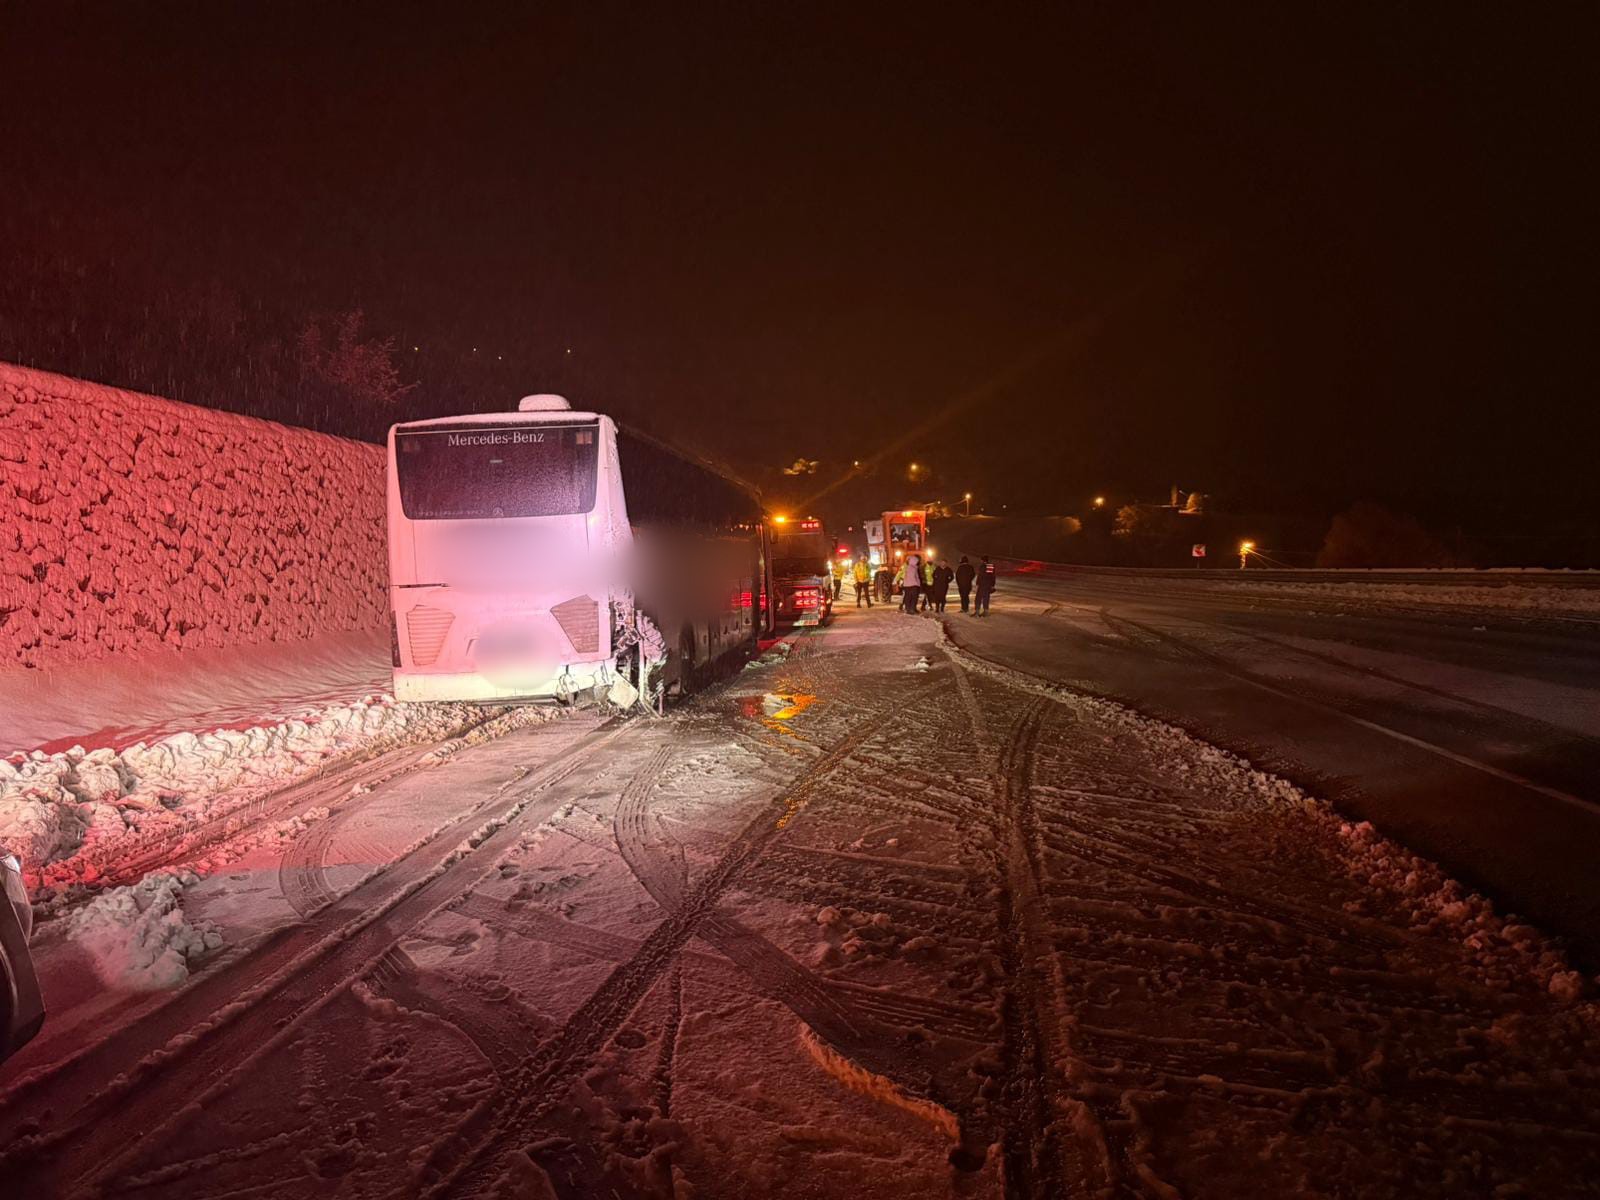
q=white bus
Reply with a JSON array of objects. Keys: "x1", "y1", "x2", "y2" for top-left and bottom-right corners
[{"x1": 386, "y1": 395, "x2": 772, "y2": 707}]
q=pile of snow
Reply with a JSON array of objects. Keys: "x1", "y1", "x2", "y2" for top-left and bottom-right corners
[
  {"x1": 62, "y1": 869, "x2": 222, "y2": 990},
  {"x1": 0, "y1": 694, "x2": 551, "y2": 894},
  {"x1": 1333, "y1": 818, "x2": 1586, "y2": 1000}
]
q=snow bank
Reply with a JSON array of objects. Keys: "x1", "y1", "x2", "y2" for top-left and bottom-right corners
[
  {"x1": 0, "y1": 361, "x2": 386, "y2": 671},
  {"x1": 63, "y1": 869, "x2": 222, "y2": 990},
  {"x1": 0, "y1": 694, "x2": 550, "y2": 894}
]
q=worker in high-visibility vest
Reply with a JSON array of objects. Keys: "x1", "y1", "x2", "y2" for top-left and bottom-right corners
[
  {"x1": 852, "y1": 558, "x2": 873, "y2": 607},
  {"x1": 829, "y1": 556, "x2": 846, "y2": 601}
]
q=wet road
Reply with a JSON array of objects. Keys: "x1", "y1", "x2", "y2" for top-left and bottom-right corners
[{"x1": 946, "y1": 566, "x2": 1600, "y2": 966}]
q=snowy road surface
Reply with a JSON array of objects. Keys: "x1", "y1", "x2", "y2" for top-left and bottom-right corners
[
  {"x1": 2, "y1": 604, "x2": 1597, "y2": 1198},
  {"x1": 951, "y1": 566, "x2": 1600, "y2": 968}
]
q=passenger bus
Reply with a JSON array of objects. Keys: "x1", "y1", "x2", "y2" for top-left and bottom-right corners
[
  {"x1": 769, "y1": 518, "x2": 834, "y2": 627},
  {"x1": 386, "y1": 395, "x2": 773, "y2": 708}
]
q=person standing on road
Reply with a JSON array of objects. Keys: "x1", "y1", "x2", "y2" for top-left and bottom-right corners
[
  {"x1": 900, "y1": 553, "x2": 923, "y2": 614},
  {"x1": 955, "y1": 556, "x2": 976, "y2": 612},
  {"x1": 931, "y1": 560, "x2": 954, "y2": 612},
  {"x1": 829, "y1": 556, "x2": 845, "y2": 601},
  {"x1": 852, "y1": 557, "x2": 873, "y2": 607},
  {"x1": 974, "y1": 554, "x2": 997, "y2": 616}
]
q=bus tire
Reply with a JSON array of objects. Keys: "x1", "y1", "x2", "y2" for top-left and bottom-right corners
[{"x1": 672, "y1": 626, "x2": 698, "y2": 697}]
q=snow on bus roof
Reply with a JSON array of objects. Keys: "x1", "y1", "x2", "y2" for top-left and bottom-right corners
[{"x1": 389, "y1": 409, "x2": 602, "y2": 432}]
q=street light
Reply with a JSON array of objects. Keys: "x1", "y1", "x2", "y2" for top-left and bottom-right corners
[
  {"x1": 963, "y1": 492, "x2": 972, "y2": 516},
  {"x1": 1093, "y1": 495, "x2": 1106, "y2": 509},
  {"x1": 1239, "y1": 540, "x2": 1255, "y2": 569}
]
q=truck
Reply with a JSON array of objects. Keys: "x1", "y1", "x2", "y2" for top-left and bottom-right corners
[{"x1": 866, "y1": 509, "x2": 927, "y2": 575}]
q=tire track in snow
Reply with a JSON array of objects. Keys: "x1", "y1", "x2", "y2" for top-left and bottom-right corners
[
  {"x1": 421, "y1": 680, "x2": 957, "y2": 1194},
  {"x1": 987, "y1": 692, "x2": 1109, "y2": 1197},
  {"x1": 85, "y1": 708, "x2": 520, "y2": 894},
  {"x1": 277, "y1": 718, "x2": 609, "y2": 918},
  {"x1": 948, "y1": 625, "x2": 1600, "y2": 1189},
  {"x1": 0, "y1": 719, "x2": 633, "y2": 1197}
]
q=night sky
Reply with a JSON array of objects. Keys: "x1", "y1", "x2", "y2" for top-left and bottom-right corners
[{"x1": 3, "y1": 3, "x2": 1595, "y2": 532}]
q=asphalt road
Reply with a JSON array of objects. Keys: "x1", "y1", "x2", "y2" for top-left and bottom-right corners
[{"x1": 942, "y1": 566, "x2": 1600, "y2": 968}]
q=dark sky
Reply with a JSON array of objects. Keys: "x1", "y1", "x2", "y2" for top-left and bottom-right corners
[{"x1": 3, "y1": 2, "x2": 1596, "y2": 528}]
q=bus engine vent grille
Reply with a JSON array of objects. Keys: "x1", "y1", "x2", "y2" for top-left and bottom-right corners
[
  {"x1": 406, "y1": 605, "x2": 454, "y2": 667},
  {"x1": 551, "y1": 596, "x2": 600, "y2": 655}
]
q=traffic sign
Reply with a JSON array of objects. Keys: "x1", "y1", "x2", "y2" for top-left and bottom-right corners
[{"x1": 1192, "y1": 544, "x2": 1207, "y2": 558}]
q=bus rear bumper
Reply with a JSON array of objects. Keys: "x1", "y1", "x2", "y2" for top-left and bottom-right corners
[{"x1": 393, "y1": 660, "x2": 613, "y2": 704}]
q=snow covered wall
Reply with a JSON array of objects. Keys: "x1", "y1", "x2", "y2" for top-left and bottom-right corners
[{"x1": 0, "y1": 362, "x2": 387, "y2": 670}]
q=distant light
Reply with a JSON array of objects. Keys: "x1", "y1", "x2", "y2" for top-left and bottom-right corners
[
  {"x1": 566, "y1": 348, "x2": 572, "y2": 354},
  {"x1": 412, "y1": 345, "x2": 419, "y2": 352},
  {"x1": 774, "y1": 515, "x2": 788, "y2": 524},
  {"x1": 1093, "y1": 495, "x2": 1106, "y2": 508},
  {"x1": 964, "y1": 492, "x2": 972, "y2": 500},
  {"x1": 1240, "y1": 540, "x2": 1256, "y2": 553},
  {"x1": 497, "y1": 355, "x2": 503, "y2": 361},
  {"x1": 472, "y1": 347, "x2": 478, "y2": 353},
  {"x1": 852, "y1": 460, "x2": 861, "y2": 467}
]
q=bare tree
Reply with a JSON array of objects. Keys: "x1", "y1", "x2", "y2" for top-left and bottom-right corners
[{"x1": 295, "y1": 309, "x2": 416, "y2": 410}]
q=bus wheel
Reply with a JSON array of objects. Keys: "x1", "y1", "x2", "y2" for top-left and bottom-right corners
[{"x1": 671, "y1": 627, "x2": 698, "y2": 697}]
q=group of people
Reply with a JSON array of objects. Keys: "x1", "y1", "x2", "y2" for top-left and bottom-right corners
[
  {"x1": 883, "y1": 552, "x2": 998, "y2": 615},
  {"x1": 835, "y1": 549, "x2": 998, "y2": 615}
]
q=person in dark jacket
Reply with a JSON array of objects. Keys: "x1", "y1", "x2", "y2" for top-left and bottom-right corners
[
  {"x1": 955, "y1": 556, "x2": 976, "y2": 612},
  {"x1": 974, "y1": 555, "x2": 998, "y2": 615},
  {"x1": 930, "y1": 561, "x2": 954, "y2": 612}
]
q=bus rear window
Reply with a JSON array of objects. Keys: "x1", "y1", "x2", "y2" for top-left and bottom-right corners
[
  {"x1": 395, "y1": 423, "x2": 599, "y2": 519},
  {"x1": 771, "y1": 532, "x2": 832, "y2": 576}
]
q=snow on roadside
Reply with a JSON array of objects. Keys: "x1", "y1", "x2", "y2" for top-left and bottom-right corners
[
  {"x1": 1183, "y1": 577, "x2": 1600, "y2": 618},
  {"x1": 0, "y1": 694, "x2": 555, "y2": 897},
  {"x1": 62, "y1": 870, "x2": 221, "y2": 990},
  {"x1": 940, "y1": 624, "x2": 1597, "y2": 1002}
]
